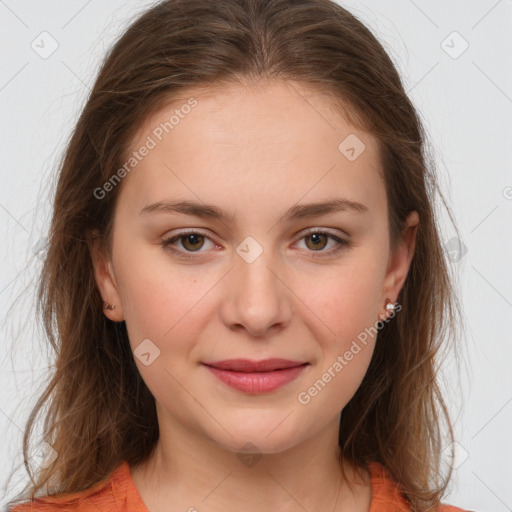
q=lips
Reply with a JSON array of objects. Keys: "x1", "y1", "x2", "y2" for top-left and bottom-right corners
[
  {"x1": 202, "y1": 358, "x2": 307, "y2": 372},
  {"x1": 201, "y1": 358, "x2": 310, "y2": 393}
]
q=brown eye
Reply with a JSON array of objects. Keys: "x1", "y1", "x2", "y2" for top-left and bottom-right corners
[
  {"x1": 295, "y1": 230, "x2": 350, "y2": 259},
  {"x1": 304, "y1": 232, "x2": 329, "y2": 251},
  {"x1": 180, "y1": 233, "x2": 205, "y2": 251},
  {"x1": 161, "y1": 231, "x2": 216, "y2": 258}
]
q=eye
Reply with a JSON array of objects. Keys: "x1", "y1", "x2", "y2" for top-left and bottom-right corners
[
  {"x1": 294, "y1": 229, "x2": 350, "y2": 258},
  {"x1": 161, "y1": 230, "x2": 218, "y2": 259}
]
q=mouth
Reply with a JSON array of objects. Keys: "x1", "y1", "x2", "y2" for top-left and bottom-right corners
[{"x1": 201, "y1": 358, "x2": 310, "y2": 393}]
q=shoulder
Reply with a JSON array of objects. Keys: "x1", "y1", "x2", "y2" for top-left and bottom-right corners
[
  {"x1": 437, "y1": 507, "x2": 471, "y2": 512},
  {"x1": 367, "y1": 461, "x2": 470, "y2": 512},
  {"x1": 437, "y1": 507, "x2": 472, "y2": 512},
  {"x1": 8, "y1": 462, "x2": 129, "y2": 512}
]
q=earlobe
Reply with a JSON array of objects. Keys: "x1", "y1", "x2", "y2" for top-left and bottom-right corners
[
  {"x1": 378, "y1": 297, "x2": 397, "y2": 321},
  {"x1": 88, "y1": 231, "x2": 124, "y2": 322}
]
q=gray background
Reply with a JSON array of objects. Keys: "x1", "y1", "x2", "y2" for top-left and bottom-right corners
[{"x1": 1, "y1": 1, "x2": 511, "y2": 510}]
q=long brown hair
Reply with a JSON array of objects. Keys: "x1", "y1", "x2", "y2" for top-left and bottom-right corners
[{"x1": 5, "y1": 0, "x2": 463, "y2": 510}]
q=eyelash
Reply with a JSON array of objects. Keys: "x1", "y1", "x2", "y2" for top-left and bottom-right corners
[{"x1": 160, "y1": 229, "x2": 351, "y2": 260}]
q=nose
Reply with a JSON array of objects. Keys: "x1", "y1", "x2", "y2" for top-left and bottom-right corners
[{"x1": 220, "y1": 246, "x2": 292, "y2": 338}]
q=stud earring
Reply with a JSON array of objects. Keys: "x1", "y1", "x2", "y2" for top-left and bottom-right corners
[
  {"x1": 384, "y1": 298, "x2": 395, "y2": 313},
  {"x1": 104, "y1": 303, "x2": 116, "y2": 310}
]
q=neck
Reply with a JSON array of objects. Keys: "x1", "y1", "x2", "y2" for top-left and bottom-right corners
[{"x1": 130, "y1": 412, "x2": 371, "y2": 512}]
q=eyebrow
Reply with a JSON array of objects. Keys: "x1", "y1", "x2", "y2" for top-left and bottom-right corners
[{"x1": 139, "y1": 197, "x2": 368, "y2": 222}]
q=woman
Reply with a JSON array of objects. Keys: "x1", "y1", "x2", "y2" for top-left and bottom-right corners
[{"x1": 6, "y1": 0, "x2": 469, "y2": 510}]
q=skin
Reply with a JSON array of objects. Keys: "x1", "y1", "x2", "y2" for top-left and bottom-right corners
[{"x1": 91, "y1": 79, "x2": 419, "y2": 511}]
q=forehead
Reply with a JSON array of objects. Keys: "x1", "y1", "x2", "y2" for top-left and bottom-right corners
[{"x1": 118, "y1": 79, "x2": 385, "y2": 219}]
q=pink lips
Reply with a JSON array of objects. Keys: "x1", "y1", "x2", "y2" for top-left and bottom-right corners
[{"x1": 202, "y1": 358, "x2": 309, "y2": 393}]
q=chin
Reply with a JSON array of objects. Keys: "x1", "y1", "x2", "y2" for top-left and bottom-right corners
[
  {"x1": 218, "y1": 433, "x2": 300, "y2": 456},
  {"x1": 204, "y1": 412, "x2": 308, "y2": 455}
]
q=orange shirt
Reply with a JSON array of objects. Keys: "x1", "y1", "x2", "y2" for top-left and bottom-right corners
[{"x1": 10, "y1": 460, "x2": 468, "y2": 512}]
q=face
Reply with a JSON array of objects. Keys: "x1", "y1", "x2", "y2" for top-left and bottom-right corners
[{"x1": 92, "y1": 79, "x2": 418, "y2": 455}]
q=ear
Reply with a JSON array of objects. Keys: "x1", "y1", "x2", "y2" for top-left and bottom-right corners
[
  {"x1": 88, "y1": 230, "x2": 124, "y2": 322},
  {"x1": 380, "y1": 211, "x2": 420, "y2": 310}
]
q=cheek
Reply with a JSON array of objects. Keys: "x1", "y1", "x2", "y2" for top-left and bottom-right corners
[
  {"x1": 118, "y1": 263, "x2": 212, "y2": 410},
  {"x1": 298, "y1": 256, "x2": 385, "y2": 346},
  {"x1": 292, "y1": 254, "x2": 385, "y2": 409},
  {"x1": 115, "y1": 248, "x2": 211, "y2": 365}
]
